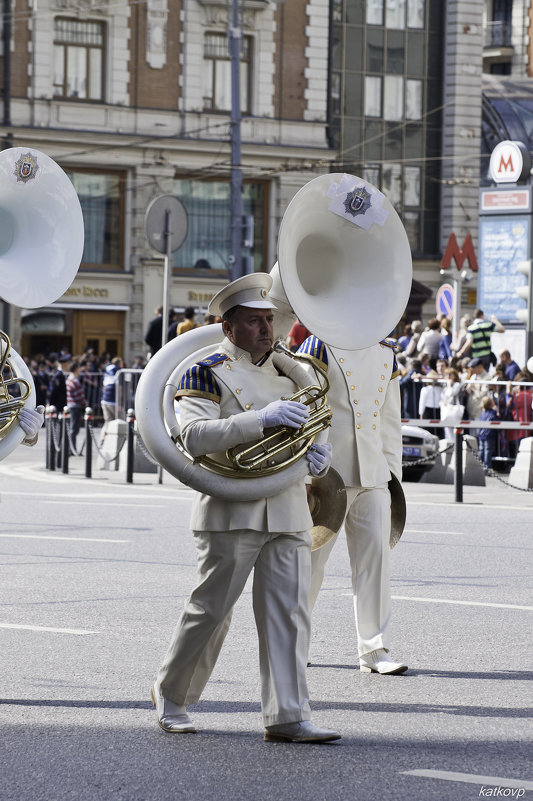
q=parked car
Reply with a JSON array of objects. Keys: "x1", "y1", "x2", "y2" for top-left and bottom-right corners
[{"x1": 402, "y1": 424, "x2": 440, "y2": 482}]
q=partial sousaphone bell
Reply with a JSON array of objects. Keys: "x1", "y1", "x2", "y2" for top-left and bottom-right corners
[{"x1": 0, "y1": 147, "x2": 84, "y2": 308}]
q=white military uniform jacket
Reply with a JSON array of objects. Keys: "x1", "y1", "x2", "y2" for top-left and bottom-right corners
[
  {"x1": 298, "y1": 337, "x2": 402, "y2": 489},
  {"x1": 176, "y1": 337, "x2": 313, "y2": 533}
]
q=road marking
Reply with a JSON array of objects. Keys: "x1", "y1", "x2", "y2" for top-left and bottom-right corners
[
  {"x1": 1, "y1": 490, "x2": 182, "y2": 500},
  {"x1": 40, "y1": 500, "x2": 166, "y2": 508},
  {"x1": 341, "y1": 593, "x2": 532, "y2": 611},
  {"x1": 402, "y1": 769, "x2": 533, "y2": 791},
  {"x1": 404, "y1": 529, "x2": 466, "y2": 536},
  {"x1": 0, "y1": 623, "x2": 98, "y2": 635},
  {"x1": 392, "y1": 595, "x2": 533, "y2": 611},
  {"x1": 407, "y1": 499, "x2": 533, "y2": 512},
  {"x1": 0, "y1": 534, "x2": 129, "y2": 543}
]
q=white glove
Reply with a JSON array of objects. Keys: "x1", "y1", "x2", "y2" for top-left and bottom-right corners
[
  {"x1": 256, "y1": 400, "x2": 309, "y2": 430},
  {"x1": 18, "y1": 405, "x2": 45, "y2": 443},
  {"x1": 306, "y1": 442, "x2": 332, "y2": 476}
]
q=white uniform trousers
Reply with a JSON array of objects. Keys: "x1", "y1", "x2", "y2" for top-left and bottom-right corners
[
  {"x1": 309, "y1": 484, "x2": 392, "y2": 658},
  {"x1": 157, "y1": 528, "x2": 312, "y2": 727}
]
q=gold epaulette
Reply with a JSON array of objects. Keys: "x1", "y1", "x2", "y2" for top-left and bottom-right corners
[
  {"x1": 175, "y1": 360, "x2": 223, "y2": 403},
  {"x1": 297, "y1": 336, "x2": 328, "y2": 371}
]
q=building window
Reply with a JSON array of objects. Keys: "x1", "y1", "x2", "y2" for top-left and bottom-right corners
[
  {"x1": 173, "y1": 179, "x2": 267, "y2": 273},
  {"x1": 404, "y1": 166, "x2": 421, "y2": 205},
  {"x1": 362, "y1": 166, "x2": 380, "y2": 187},
  {"x1": 407, "y1": 0, "x2": 425, "y2": 28},
  {"x1": 384, "y1": 75, "x2": 403, "y2": 120},
  {"x1": 385, "y1": 0, "x2": 405, "y2": 30},
  {"x1": 367, "y1": 0, "x2": 383, "y2": 26},
  {"x1": 382, "y1": 163, "x2": 402, "y2": 206},
  {"x1": 53, "y1": 18, "x2": 105, "y2": 101},
  {"x1": 364, "y1": 76, "x2": 382, "y2": 116},
  {"x1": 405, "y1": 79, "x2": 422, "y2": 119},
  {"x1": 65, "y1": 170, "x2": 124, "y2": 269},
  {"x1": 202, "y1": 32, "x2": 252, "y2": 113}
]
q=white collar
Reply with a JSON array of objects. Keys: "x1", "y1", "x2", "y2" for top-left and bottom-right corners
[{"x1": 221, "y1": 336, "x2": 273, "y2": 367}]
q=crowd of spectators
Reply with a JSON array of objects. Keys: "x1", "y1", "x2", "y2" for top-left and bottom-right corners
[
  {"x1": 20, "y1": 305, "x2": 533, "y2": 468},
  {"x1": 21, "y1": 307, "x2": 221, "y2": 439},
  {"x1": 394, "y1": 309, "x2": 533, "y2": 469}
]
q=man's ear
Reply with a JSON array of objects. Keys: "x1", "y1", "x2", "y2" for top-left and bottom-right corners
[{"x1": 222, "y1": 320, "x2": 233, "y2": 342}]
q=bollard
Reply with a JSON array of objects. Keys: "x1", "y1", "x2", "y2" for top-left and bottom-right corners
[
  {"x1": 454, "y1": 428, "x2": 463, "y2": 503},
  {"x1": 85, "y1": 407, "x2": 93, "y2": 479},
  {"x1": 126, "y1": 408, "x2": 135, "y2": 484},
  {"x1": 61, "y1": 406, "x2": 70, "y2": 475},
  {"x1": 45, "y1": 405, "x2": 51, "y2": 470},
  {"x1": 48, "y1": 406, "x2": 57, "y2": 471}
]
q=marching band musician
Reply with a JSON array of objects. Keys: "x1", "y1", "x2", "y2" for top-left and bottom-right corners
[
  {"x1": 151, "y1": 272, "x2": 341, "y2": 743},
  {"x1": 298, "y1": 335, "x2": 408, "y2": 675},
  {"x1": 0, "y1": 335, "x2": 45, "y2": 456}
]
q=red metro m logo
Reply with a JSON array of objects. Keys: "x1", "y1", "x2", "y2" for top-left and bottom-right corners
[
  {"x1": 498, "y1": 151, "x2": 515, "y2": 176},
  {"x1": 441, "y1": 233, "x2": 478, "y2": 272},
  {"x1": 489, "y1": 140, "x2": 530, "y2": 184}
]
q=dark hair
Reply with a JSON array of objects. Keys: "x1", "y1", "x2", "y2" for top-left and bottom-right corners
[
  {"x1": 184, "y1": 306, "x2": 195, "y2": 319},
  {"x1": 222, "y1": 305, "x2": 241, "y2": 323}
]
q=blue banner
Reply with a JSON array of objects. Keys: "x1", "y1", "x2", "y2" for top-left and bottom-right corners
[{"x1": 478, "y1": 215, "x2": 530, "y2": 323}]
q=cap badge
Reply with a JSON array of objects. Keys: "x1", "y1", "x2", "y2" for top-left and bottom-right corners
[{"x1": 260, "y1": 288, "x2": 268, "y2": 298}]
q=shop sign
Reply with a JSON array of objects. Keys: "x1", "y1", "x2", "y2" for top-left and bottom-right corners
[
  {"x1": 188, "y1": 290, "x2": 215, "y2": 303},
  {"x1": 63, "y1": 285, "x2": 110, "y2": 298}
]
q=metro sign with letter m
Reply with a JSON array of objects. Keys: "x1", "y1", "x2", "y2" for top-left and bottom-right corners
[{"x1": 489, "y1": 140, "x2": 531, "y2": 184}]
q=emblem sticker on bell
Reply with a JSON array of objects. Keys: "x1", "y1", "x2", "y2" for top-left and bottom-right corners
[
  {"x1": 327, "y1": 173, "x2": 389, "y2": 230},
  {"x1": 14, "y1": 152, "x2": 39, "y2": 183}
]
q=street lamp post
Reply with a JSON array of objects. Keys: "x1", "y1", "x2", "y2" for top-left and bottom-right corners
[{"x1": 229, "y1": 0, "x2": 243, "y2": 281}]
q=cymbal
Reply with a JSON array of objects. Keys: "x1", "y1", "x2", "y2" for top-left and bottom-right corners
[
  {"x1": 308, "y1": 467, "x2": 347, "y2": 551},
  {"x1": 389, "y1": 473, "x2": 406, "y2": 549}
]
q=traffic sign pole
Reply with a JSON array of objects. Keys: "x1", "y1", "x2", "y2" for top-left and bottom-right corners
[{"x1": 452, "y1": 279, "x2": 461, "y2": 345}]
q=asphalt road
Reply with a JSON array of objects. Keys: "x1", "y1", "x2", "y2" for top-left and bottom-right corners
[{"x1": 0, "y1": 439, "x2": 532, "y2": 801}]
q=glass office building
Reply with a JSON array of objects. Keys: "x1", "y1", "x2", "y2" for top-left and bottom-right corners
[{"x1": 328, "y1": 0, "x2": 445, "y2": 258}]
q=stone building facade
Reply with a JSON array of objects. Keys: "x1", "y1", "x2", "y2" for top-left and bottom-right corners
[{"x1": 1, "y1": 0, "x2": 331, "y2": 361}]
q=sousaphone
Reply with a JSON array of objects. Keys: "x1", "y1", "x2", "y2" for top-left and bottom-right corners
[{"x1": 0, "y1": 147, "x2": 84, "y2": 458}]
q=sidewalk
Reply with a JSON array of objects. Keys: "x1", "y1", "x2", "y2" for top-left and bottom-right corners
[{"x1": 4, "y1": 429, "x2": 533, "y2": 510}]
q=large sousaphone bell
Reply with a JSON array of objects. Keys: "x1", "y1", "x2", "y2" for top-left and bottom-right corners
[
  {"x1": 0, "y1": 147, "x2": 84, "y2": 458},
  {"x1": 274, "y1": 172, "x2": 412, "y2": 349}
]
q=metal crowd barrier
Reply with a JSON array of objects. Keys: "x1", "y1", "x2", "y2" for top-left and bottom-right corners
[
  {"x1": 43, "y1": 398, "x2": 533, "y2": 502},
  {"x1": 45, "y1": 405, "x2": 138, "y2": 483}
]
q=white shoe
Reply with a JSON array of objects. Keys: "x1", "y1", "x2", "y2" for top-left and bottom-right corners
[
  {"x1": 264, "y1": 720, "x2": 341, "y2": 743},
  {"x1": 150, "y1": 683, "x2": 196, "y2": 733},
  {"x1": 359, "y1": 649, "x2": 408, "y2": 675}
]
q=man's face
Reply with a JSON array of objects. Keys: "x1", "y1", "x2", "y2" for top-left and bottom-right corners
[{"x1": 223, "y1": 307, "x2": 274, "y2": 363}]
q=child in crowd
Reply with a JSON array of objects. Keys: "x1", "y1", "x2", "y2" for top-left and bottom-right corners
[{"x1": 477, "y1": 395, "x2": 499, "y2": 472}]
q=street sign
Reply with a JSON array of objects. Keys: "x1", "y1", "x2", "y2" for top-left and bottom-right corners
[
  {"x1": 436, "y1": 283, "x2": 454, "y2": 318},
  {"x1": 145, "y1": 195, "x2": 188, "y2": 255}
]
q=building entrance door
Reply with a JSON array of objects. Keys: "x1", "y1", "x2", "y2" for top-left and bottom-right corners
[{"x1": 73, "y1": 310, "x2": 125, "y2": 358}]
